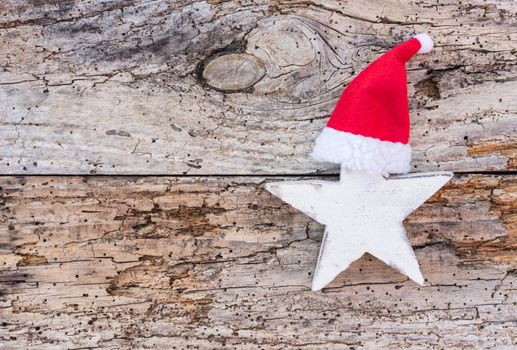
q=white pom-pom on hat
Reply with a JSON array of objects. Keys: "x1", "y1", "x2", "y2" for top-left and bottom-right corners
[{"x1": 414, "y1": 33, "x2": 433, "y2": 53}]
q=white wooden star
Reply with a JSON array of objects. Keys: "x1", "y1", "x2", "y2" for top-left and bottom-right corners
[{"x1": 266, "y1": 169, "x2": 453, "y2": 291}]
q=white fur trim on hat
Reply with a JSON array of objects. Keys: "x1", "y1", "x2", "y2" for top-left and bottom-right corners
[
  {"x1": 414, "y1": 33, "x2": 433, "y2": 54},
  {"x1": 311, "y1": 127, "x2": 412, "y2": 176}
]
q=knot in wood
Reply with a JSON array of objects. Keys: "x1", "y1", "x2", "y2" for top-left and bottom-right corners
[{"x1": 201, "y1": 53, "x2": 265, "y2": 92}]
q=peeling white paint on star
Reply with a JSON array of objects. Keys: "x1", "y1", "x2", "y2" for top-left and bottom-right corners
[{"x1": 266, "y1": 169, "x2": 453, "y2": 291}]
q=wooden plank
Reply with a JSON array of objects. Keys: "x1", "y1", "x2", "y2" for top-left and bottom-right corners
[
  {"x1": 1, "y1": 0, "x2": 516, "y2": 174},
  {"x1": 0, "y1": 175, "x2": 515, "y2": 349}
]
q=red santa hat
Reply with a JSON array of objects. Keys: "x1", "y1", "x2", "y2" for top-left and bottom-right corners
[{"x1": 311, "y1": 33, "x2": 434, "y2": 176}]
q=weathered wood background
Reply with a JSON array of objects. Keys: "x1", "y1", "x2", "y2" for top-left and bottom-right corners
[{"x1": 0, "y1": 0, "x2": 516, "y2": 349}]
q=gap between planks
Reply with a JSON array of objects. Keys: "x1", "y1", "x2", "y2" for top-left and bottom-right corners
[{"x1": 0, "y1": 170, "x2": 515, "y2": 177}]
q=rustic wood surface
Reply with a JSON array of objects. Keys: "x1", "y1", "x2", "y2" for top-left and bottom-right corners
[
  {"x1": 1, "y1": 0, "x2": 516, "y2": 349},
  {"x1": 0, "y1": 0, "x2": 516, "y2": 174},
  {"x1": 0, "y1": 175, "x2": 516, "y2": 349}
]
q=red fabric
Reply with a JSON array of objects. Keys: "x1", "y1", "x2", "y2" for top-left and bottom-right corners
[{"x1": 327, "y1": 38, "x2": 422, "y2": 144}]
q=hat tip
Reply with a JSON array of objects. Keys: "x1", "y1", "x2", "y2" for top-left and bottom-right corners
[{"x1": 414, "y1": 33, "x2": 433, "y2": 53}]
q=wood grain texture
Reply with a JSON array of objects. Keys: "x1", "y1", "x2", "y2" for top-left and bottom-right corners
[
  {"x1": 0, "y1": 0, "x2": 516, "y2": 174},
  {"x1": 1, "y1": 175, "x2": 516, "y2": 349},
  {"x1": 1, "y1": 1, "x2": 516, "y2": 349}
]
